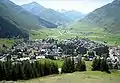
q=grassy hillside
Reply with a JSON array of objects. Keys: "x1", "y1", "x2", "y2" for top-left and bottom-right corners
[
  {"x1": 0, "y1": 16, "x2": 29, "y2": 38},
  {"x1": 0, "y1": 39, "x2": 15, "y2": 52},
  {"x1": 80, "y1": 0, "x2": 120, "y2": 33},
  {"x1": 15, "y1": 71, "x2": 120, "y2": 83}
]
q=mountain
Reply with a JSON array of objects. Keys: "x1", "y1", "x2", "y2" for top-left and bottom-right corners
[
  {"x1": 22, "y1": 2, "x2": 72, "y2": 25},
  {"x1": 0, "y1": 16, "x2": 29, "y2": 38},
  {"x1": 80, "y1": 0, "x2": 120, "y2": 33},
  {"x1": 0, "y1": 0, "x2": 57, "y2": 30},
  {"x1": 0, "y1": 0, "x2": 58, "y2": 38},
  {"x1": 61, "y1": 10, "x2": 86, "y2": 20}
]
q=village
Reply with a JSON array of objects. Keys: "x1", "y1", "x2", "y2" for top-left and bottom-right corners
[{"x1": 0, "y1": 38, "x2": 120, "y2": 68}]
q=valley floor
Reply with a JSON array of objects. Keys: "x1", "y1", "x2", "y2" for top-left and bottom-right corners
[{"x1": 30, "y1": 27, "x2": 120, "y2": 46}]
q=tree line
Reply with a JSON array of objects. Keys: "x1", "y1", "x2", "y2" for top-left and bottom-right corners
[
  {"x1": 61, "y1": 57, "x2": 111, "y2": 74},
  {"x1": 92, "y1": 57, "x2": 110, "y2": 73},
  {"x1": 0, "y1": 60, "x2": 58, "y2": 81},
  {"x1": 62, "y1": 57, "x2": 86, "y2": 73},
  {"x1": 0, "y1": 57, "x2": 114, "y2": 81}
]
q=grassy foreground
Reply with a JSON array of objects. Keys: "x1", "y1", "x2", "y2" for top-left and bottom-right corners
[{"x1": 15, "y1": 71, "x2": 120, "y2": 83}]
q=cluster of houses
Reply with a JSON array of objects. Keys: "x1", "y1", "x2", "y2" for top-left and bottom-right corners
[
  {"x1": 0, "y1": 39, "x2": 62, "y2": 62},
  {"x1": 107, "y1": 46, "x2": 120, "y2": 69},
  {"x1": 0, "y1": 38, "x2": 119, "y2": 67},
  {"x1": 58, "y1": 38, "x2": 109, "y2": 57}
]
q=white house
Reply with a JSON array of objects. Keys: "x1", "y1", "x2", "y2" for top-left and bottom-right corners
[
  {"x1": 18, "y1": 57, "x2": 30, "y2": 61},
  {"x1": 36, "y1": 56, "x2": 45, "y2": 59}
]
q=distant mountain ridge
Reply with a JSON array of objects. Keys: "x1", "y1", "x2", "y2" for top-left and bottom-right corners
[
  {"x1": 80, "y1": 0, "x2": 120, "y2": 33},
  {"x1": 22, "y1": 2, "x2": 72, "y2": 25},
  {"x1": 62, "y1": 10, "x2": 86, "y2": 20},
  {"x1": 0, "y1": 0, "x2": 57, "y2": 29}
]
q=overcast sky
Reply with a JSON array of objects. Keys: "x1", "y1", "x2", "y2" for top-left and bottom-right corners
[{"x1": 10, "y1": 0, "x2": 113, "y2": 13}]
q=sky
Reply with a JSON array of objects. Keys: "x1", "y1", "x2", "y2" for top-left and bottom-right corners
[{"x1": 10, "y1": 0, "x2": 113, "y2": 14}]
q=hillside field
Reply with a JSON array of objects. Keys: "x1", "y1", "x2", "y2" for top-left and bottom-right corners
[
  {"x1": 0, "y1": 39, "x2": 15, "y2": 52},
  {"x1": 30, "y1": 23, "x2": 120, "y2": 46}
]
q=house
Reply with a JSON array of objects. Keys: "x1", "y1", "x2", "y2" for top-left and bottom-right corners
[
  {"x1": 36, "y1": 55, "x2": 45, "y2": 59},
  {"x1": 109, "y1": 46, "x2": 120, "y2": 62},
  {"x1": 18, "y1": 57, "x2": 30, "y2": 61},
  {"x1": 0, "y1": 57, "x2": 6, "y2": 62}
]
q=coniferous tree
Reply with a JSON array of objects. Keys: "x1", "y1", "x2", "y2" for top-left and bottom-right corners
[
  {"x1": 5, "y1": 61, "x2": 13, "y2": 80},
  {"x1": 31, "y1": 62, "x2": 38, "y2": 78},
  {"x1": 44, "y1": 61, "x2": 49, "y2": 76},
  {"x1": 69, "y1": 57, "x2": 75, "y2": 72},
  {"x1": 76, "y1": 59, "x2": 86, "y2": 71},
  {"x1": 40, "y1": 62, "x2": 45, "y2": 76},
  {"x1": 62, "y1": 57, "x2": 75, "y2": 73},
  {"x1": 0, "y1": 59, "x2": 59, "y2": 81},
  {"x1": 92, "y1": 58, "x2": 101, "y2": 71},
  {"x1": 62, "y1": 58, "x2": 68, "y2": 73},
  {"x1": 2, "y1": 62, "x2": 8, "y2": 80},
  {"x1": 18, "y1": 63, "x2": 25, "y2": 80},
  {"x1": 92, "y1": 58, "x2": 109, "y2": 73},
  {"x1": 24, "y1": 61, "x2": 32, "y2": 79},
  {"x1": 15, "y1": 63, "x2": 20, "y2": 80},
  {"x1": 114, "y1": 63, "x2": 119, "y2": 69},
  {"x1": 12, "y1": 64, "x2": 18, "y2": 81},
  {"x1": 52, "y1": 62, "x2": 59, "y2": 74},
  {"x1": 100, "y1": 58, "x2": 109, "y2": 72},
  {"x1": 80, "y1": 60, "x2": 86, "y2": 71},
  {"x1": 0, "y1": 61, "x2": 2, "y2": 81}
]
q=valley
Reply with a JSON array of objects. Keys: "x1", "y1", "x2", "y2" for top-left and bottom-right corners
[
  {"x1": 30, "y1": 26, "x2": 120, "y2": 46},
  {"x1": 0, "y1": 0, "x2": 120, "y2": 83}
]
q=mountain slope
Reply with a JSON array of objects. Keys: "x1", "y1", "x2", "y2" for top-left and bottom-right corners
[
  {"x1": 0, "y1": 16, "x2": 29, "y2": 38},
  {"x1": 0, "y1": 0, "x2": 57, "y2": 30},
  {"x1": 80, "y1": 0, "x2": 120, "y2": 33},
  {"x1": 62, "y1": 10, "x2": 85, "y2": 20},
  {"x1": 22, "y1": 2, "x2": 72, "y2": 25}
]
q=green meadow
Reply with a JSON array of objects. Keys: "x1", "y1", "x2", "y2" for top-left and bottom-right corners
[{"x1": 30, "y1": 23, "x2": 120, "y2": 46}]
